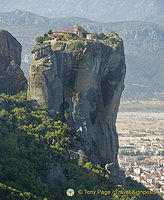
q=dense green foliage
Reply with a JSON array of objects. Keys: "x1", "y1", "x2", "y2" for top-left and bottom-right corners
[
  {"x1": 36, "y1": 32, "x2": 51, "y2": 43},
  {"x1": 0, "y1": 182, "x2": 38, "y2": 200},
  {"x1": 47, "y1": 30, "x2": 53, "y2": 35},
  {"x1": 36, "y1": 36, "x2": 44, "y2": 44},
  {"x1": 73, "y1": 41, "x2": 85, "y2": 50},
  {"x1": 0, "y1": 93, "x2": 77, "y2": 199},
  {"x1": 92, "y1": 32, "x2": 107, "y2": 40},
  {"x1": 0, "y1": 93, "x2": 162, "y2": 200},
  {"x1": 98, "y1": 32, "x2": 107, "y2": 40},
  {"x1": 56, "y1": 35, "x2": 66, "y2": 41}
]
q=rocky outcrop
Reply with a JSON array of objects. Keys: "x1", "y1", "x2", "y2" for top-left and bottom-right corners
[
  {"x1": 0, "y1": 29, "x2": 27, "y2": 94},
  {"x1": 28, "y1": 35, "x2": 126, "y2": 169}
]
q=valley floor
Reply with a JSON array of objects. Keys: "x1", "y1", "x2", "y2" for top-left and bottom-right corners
[{"x1": 116, "y1": 109, "x2": 164, "y2": 198}]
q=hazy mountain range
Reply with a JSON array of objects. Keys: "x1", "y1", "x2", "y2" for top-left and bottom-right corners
[
  {"x1": 0, "y1": 9, "x2": 163, "y2": 100},
  {"x1": 0, "y1": 0, "x2": 163, "y2": 24}
]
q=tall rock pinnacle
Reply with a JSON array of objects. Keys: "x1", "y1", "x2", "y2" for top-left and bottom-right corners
[
  {"x1": 28, "y1": 32, "x2": 126, "y2": 168},
  {"x1": 0, "y1": 29, "x2": 27, "y2": 94}
]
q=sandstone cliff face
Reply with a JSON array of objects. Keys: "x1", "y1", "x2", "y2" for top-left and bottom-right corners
[
  {"x1": 0, "y1": 29, "x2": 27, "y2": 94},
  {"x1": 28, "y1": 36, "x2": 126, "y2": 167}
]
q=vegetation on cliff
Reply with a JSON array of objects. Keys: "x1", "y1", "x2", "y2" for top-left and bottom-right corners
[
  {"x1": 0, "y1": 92, "x2": 162, "y2": 200},
  {"x1": 35, "y1": 26, "x2": 118, "y2": 45}
]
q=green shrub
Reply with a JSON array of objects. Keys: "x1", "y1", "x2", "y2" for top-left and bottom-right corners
[
  {"x1": 74, "y1": 41, "x2": 85, "y2": 50},
  {"x1": 48, "y1": 30, "x2": 53, "y2": 34},
  {"x1": 44, "y1": 36, "x2": 51, "y2": 41},
  {"x1": 98, "y1": 33, "x2": 107, "y2": 40},
  {"x1": 44, "y1": 33, "x2": 48, "y2": 38},
  {"x1": 92, "y1": 32, "x2": 99, "y2": 39},
  {"x1": 72, "y1": 36, "x2": 79, "y2": 40},
  {"x1": 43, "y1": 33, "x2": 51, "y2": 41},
  {"x1": 110, "y1": 37, "x2": 116, "y2": 43},
  {"x1": 35, "y1": 36, "x2": 44, "y2": 44},
  {"x1": 56, "y1": 35, "x2": 66, "y2": 41},
  {"x1": 64, "y1": 34, "x2": 73, "y2": 40},
  {"x1": 78, "y1": 158, "x2": 84, "y2": 166},
  {"x1": 84, "y1": 162, "x2": 92, "y2": 170}
]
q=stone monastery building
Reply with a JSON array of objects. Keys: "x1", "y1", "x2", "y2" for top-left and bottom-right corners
[{"x1": 48, "y1": 27, "x2": 83, "y2": 38}]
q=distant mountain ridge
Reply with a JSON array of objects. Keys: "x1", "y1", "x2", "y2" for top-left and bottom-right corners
[
  {"x1": 0, "y1": 0, "x2": 163, "y2": 24},
  {"x1": 0, "y1": 10, "x2": 163, "y2": 100},
  {"x1": 0, "y1": 9, "x2": 52, "y2": 26}
]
